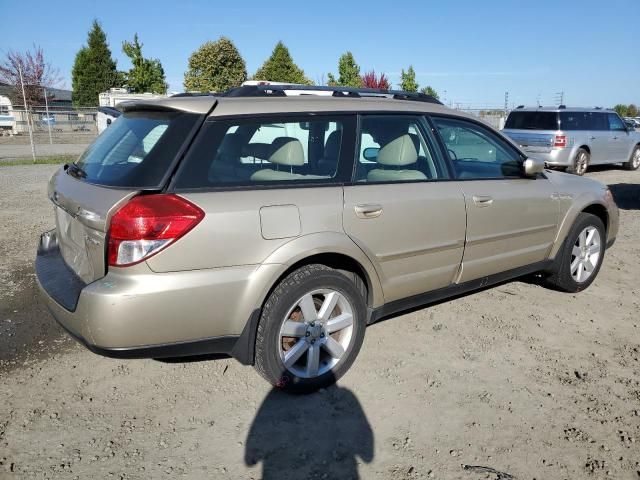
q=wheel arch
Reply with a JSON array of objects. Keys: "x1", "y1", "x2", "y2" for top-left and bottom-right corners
[{"x1": 549, "y1": 199, "x2": 609, "y2": 259}]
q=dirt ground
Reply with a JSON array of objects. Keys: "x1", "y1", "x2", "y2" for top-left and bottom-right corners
[{"x1": 0, "y1": 164, "x2": 639, "y2": 480}]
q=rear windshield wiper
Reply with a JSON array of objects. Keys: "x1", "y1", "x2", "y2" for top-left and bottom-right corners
[{"x1": 66, "y1": 162, "x2": 87, "y2": 179}]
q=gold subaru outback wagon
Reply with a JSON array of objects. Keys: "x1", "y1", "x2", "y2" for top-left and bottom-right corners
[{"x1": 36, "y1": 85, "x2": 619, "y2": 393}]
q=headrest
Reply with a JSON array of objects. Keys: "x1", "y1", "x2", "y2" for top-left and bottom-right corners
[
  {"x1": 376, "y1": 134, "x2": 418, "y2": 166},
  {"x1": 217, "y1": 133, "x2": 243, "y2": 158},
  {"x1": 269, "y1": 137, "x2": 305, "y2": 166},
  {"x1": 323, "y1": 130, "x2": 341, "y2": 159}
]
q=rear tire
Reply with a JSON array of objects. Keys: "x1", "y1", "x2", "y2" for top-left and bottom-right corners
[
  {"x1": 544, "y1": 213, "x2": 605, "y2": 293},
  {"x1": 568, "y1": 148, "x2": 589, "y2": 176},
  {"x1": 623, "y1": 146, "x2": 640, "y2": 171},
  {"x1": 254, "y1": 264, "x2": 367, "y2": 394}
]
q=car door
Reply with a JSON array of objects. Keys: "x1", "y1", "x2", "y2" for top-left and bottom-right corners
[
  {"x1": 606, "y1": 112, "x2": 632, "y2": 163},
  {"x1": 584, "y1": 112, "x2": 608, "y2": 164},
  {"x1": 431, "y1": 116, "x2": 559, "y2": 283},
  {"x1": 342, "y1": 115, "x2": 466, "y2": 303}
]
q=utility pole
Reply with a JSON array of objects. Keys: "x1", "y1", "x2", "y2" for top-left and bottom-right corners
[
  {"x1": 504, "y1": 91, "x2": 509, "y2": 114},
  {"x1": 43, "y1": 88, "x2": 53, "y2": 145},
  {"x1": 18, "y1": 63, "x2": 36, "y2": 163},
  {"x1": 554, "y1": 91, "x2": 565, "y2": 106}
]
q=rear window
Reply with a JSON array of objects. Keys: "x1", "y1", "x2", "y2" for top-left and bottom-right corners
[
  {"x1": 72, "y1": 110, "x2": 199, "y2": 188},
  {"x1": 504, "y1": 111, "x2": 558, "y2": 130}
]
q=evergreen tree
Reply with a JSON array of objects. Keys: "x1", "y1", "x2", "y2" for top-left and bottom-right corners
[
  {"x1": 400, "y1": 66, "x2": 419, "y2": 92},
  {"x1": 253, "y1": 42, "x2": 312, "y2": 84},
  {"x1": 184, "y1": 37, "x2": 247, "y2": 92},
  {"x1": 72, "y1": 20, "x2": 121, "y2": 107},
  {"x1": 122, "y1": 34, "x2": 168, "y2": 94}
]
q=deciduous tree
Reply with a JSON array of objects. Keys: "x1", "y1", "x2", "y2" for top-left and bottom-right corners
[
  {"x1": 361, "y1": 70, "x2": 390, "y2": 90},
  {"x1": 420, "y1": 85, "x2": 439, "y2": 99},
  {"x1": 0, "y1": 45, "x2": 60, "y2": 107},
  {"x1": 184, "y1": 37, "x2": 247, "y2": 92},
  {"x1": 400, "y1": 66, "x2": 419, "y2": 92}
]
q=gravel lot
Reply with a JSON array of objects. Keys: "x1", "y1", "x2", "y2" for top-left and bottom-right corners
[{"x1": 1, "y1": 164, "x2": 639, "y2": 480}]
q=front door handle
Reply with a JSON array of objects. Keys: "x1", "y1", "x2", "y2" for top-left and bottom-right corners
[
  {"x1": 590, "y1": 136, "x2": 596, "y2": 140},
  {"x1": 354, "y1": 204, "x2": 383, "y2": 219},
  {"x1": 613, "y1": 136, "x2": 619, "y2": 140},
  {"x1": 472, "y1": 195, "x2": 494, "y2": 207}
]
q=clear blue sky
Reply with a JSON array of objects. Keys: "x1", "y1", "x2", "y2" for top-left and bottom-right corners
[{"x1": 1, "y1": 0, "x2": 638, "y2": 108}]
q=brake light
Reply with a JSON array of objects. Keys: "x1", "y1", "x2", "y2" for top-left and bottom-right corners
[
  {"x1": 107, "y1": 194, "x2": 204, "y2": 267},
  {"x1": 553, "y1": 134, "x2": 567, "y2": 148}
]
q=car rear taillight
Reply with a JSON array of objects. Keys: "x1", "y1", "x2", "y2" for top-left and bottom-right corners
[
  {"x1": 553, "y1": 134, "x2": 567, "y2": 148},
  {"x1": 107, "y1": 194, "x2": 204, "y2": 267}
]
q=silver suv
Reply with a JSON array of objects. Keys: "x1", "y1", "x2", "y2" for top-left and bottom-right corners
[
  {"x1": 503, "y1": 107, "x2": 640, "y2": 175},
  {"x1": 36, "y1": 86, "x2": 619, "y2": 393}
]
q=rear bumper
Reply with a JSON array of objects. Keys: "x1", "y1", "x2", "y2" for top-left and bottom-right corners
[
  {"x1": 524, "y1": 148, "x2": 572, "y2": 167},
  {"x1": 35, "y1": 230, "x2": 272, "y2": 364}
]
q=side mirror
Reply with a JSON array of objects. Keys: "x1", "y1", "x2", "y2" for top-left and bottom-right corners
[
  {"x1": 523, "y1": 157, "x2": 545, "y2": 177},
  {"x1": 363, "y1": 147, "x2": 379, "y2": 161}
]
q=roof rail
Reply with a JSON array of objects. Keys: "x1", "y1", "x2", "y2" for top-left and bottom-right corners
[
  {"x1": 171, "y1": 92, "x2": 218, "y2": 98},
  {"x1": 223, "y1": 84, "x2": 443, "y2": 105}
]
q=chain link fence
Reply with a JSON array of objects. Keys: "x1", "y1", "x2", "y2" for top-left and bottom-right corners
[{"x1": 0, "y1": 105, "x2": 98, "y2": 161}]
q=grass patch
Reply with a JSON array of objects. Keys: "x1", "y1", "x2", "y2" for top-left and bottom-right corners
[{"x1": 0, "y1": 155, "x2": 75, "y2": 167}]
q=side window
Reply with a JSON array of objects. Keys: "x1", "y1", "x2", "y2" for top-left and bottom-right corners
[
  {"x1": 174, "y1": 116, "x2": 353, "y2": 189},
  {"x1": 356, "y1": 115, "x2": 448, "y2": 183},
  {"x1": 432, "y1": 117, "x2": 523, "y2": 179},
  {"x1": 607, "y1": 113, "x2": 626, "y2": 132},
  {"x1": 560, "y1": 112, "x2": 588, "y2": 131},
  {"x1": 588, "y1": 112, "x2": 608, "y2": 131}
]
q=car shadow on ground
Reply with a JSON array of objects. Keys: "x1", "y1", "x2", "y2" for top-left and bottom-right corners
[
  {"x1": 608, "y1": 183, "x2": 640, "y2": 210},
  {"x1": 244, "y1": 382, "x2": 374, "y2": 480}
]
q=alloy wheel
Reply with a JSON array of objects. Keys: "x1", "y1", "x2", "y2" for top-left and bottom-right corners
[
  {"x1": 575, "y1": 152, "x2": 588, "y2": 175},
  {"x1": 570, "y1": 226, "x2": 601, "y2": 283},
  {"x1": 633, "y1": 149, "x2": 640, "y2": 169},
  {"x1": 278, "y1": 289, "x2": 354, "y2": 379}
]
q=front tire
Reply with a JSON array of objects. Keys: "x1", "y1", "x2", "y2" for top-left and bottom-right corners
[
  {"x1": 623, "y1": 146, "x2": 640, "y2": 171},
  {"x1": 254, "y1": 264, "x2": 367, "y2": 394},
  {"x1": 568, "y1": 148, "x2": 590, "y2": 176},
  {"x1": 544, "y1": 213, "x2": 605, "y2": 293}
]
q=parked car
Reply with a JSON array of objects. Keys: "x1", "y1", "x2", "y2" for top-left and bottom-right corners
[
  {"x1": 624, "y1": 117, "x2": 640, "y2": 130},
  {"x1": 502, "y1": 106, "x2": 640, "y2": 175},
  {"x1": 36, "y1": 86, "x2": 619, "y2": 393}
]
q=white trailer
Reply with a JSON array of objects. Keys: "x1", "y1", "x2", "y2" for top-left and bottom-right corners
[
  {"x1": 97, "y1": 88, "x2": 167, "y2": 134},
  {"x1": 0, "y1": 95, "x2": 16, "y2": 135}
]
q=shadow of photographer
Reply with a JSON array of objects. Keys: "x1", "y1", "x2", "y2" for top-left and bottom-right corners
[{"x1": 245, "y1": 382, "x2": 373, "y2": 480}]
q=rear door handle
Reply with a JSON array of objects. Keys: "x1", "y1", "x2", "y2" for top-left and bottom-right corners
[
  {"x1": 590, "y1": 136, "x2": 596, "y2": 140},
  {"x1": 472, "y1": 195, "x2": 493, "y2": 207},
  {"x1": 354, "y1": 204, "x2": 383, "y2": 219}
]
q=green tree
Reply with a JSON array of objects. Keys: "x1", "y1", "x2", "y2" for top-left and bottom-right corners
[
  {"x1": 335, "y1": 52, "x2": 362, "y2": 87},
  {"x1": 420, "y1": 85, "x2": 439, "y2": 99},
  {"x1": 184, "y1": 37, "x2": 247, "y2": 93},
  {"x1": 400, "y1": 66, "x2": 419, "y2": 92},
  {"x1": 613, "y1": 104, "x2": 628, "y2": 117},
  {"x1": 326, "y1": 72, "x2": 337, "y2": 86},
  {"x1": 122, "y1": 34, "x2": 167, "y2": 94},
  {"x1": 72, "y1": 20, "x2": 122, "y2": 107},
  {"x1": 627, "y1": 104, "x2": 638, "y2": 117},
  {"x1": 254, "y1": 42, "x2": 312, "y2": 84}
]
